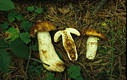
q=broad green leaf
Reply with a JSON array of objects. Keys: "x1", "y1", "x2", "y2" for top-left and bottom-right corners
[
  {"x1": 21, "y1": 20, "x2": 33, "y2": 32},
  {"x1": 0, "y1": 21, "x2": 9, "y2": 31},
  {"x1": 35, "y1": 8, "x2": 43, "y2": 14},
  {"x1": 8, "y1": 11, "x2": 17, "y2": 17},
  {"x1": 27, "y1": 6, "x2": 35, "y2": 12},
  {"x1": 0, "y1": 38, "x2": 8, "y2": 48},
  {"x1": 0, "y1": 49, "x2": 10, "y2": 72},
  {"x1": 67, "y1": 65, "x2": 82, "y2": 79},
  {"x1": 9, "y1": 38, "x2": 29, "y2": 59},
  {"x1": 15, "y1": 14, "x2": 24, "y2": 21},
  {"x1": 8, "y1": 11, "x2": 17, "y2": 22},
  {"x1": 20, "y1": 32, "x2": 31, "y2": 44},
  {"x1": 4, "y1": 27, "x2": 20, "y2": 42},
  {"x1": 75, "y1": 76, "x2": 83, "y2": 80},
  {"x1": 0, "y1": 0, "x2": 15, "y2": 11}
]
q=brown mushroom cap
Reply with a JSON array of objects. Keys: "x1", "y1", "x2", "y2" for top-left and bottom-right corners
[
  {"x1": 85, "y1": 28, "x2": 106, "y2": 40},
  {"x1": 30, "y1": 21, "x2": 56, "y2": 37}
]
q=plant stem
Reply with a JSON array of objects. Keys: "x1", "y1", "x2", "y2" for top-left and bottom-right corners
[{"x1": 110, "y1": 27, "x2": 114, "y2": 80}]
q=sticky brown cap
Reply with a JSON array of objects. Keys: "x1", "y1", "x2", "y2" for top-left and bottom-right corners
[
  {"x1": 30, "y1": 21, "x2": 56, "y2": 37},
  {"x1": 85, "y1": 28, "x2": 106, "y2": 40}
]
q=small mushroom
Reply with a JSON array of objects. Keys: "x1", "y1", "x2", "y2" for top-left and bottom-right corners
[
  {"x1": 85, "y1": 28, "x2": 106, "y2": 60},
  {"x1": 30, "y1": 22, "x2": 65, "y2": 72},
  {"x1": 54, "y1": 28, "x2": 80, "y2": 61}
]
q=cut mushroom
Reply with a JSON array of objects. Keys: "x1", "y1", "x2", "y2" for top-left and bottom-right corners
[
  {"x1": 85, "y1": 28, "x2": 106, "y2": 60},
  {"x1": 30, "y1": 22, "x2": 65, "y2": 72},
  {"x1": 54, "y1": 28, "x2": 80, "y2": 61}
]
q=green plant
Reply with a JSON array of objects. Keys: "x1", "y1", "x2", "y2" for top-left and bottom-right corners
[
  {"x1": 27, "y1": 6, "x2": 43, "y2": 14},
  {"x1": 67, "y1": 65, "x2": 83, "y2": 80},
  {"x1": 0, "y1": 10, "x2": 33, "y2": 72},
  {"x1": 28, "y1": 61, "x2": 44, "y2": 76},
  {"x1": 105, "y1": 19, "x2": 114, "y2": 80},
  {"x1": 0, "y1": 21, "x2": 9, "y2": 32},
  {"x1": 9, "y1": 38, "x2": 30, "y2": 59},
  {"x1": 0, "y1": 0, "x2": 15, "y2": 11},
  {"x1": 20, "y1": 32, "x2": 31, "y2": 44},
  {"x1": 8, "y1": 11, "x2": 24, "y2": 22},
  {"x1": 4, "y1": 27, "x2": 20, "y2": 42},
  {"x1": 27, "y1": 6, "x2": 44, "y2": 18},
  {"x1": 21, "y1": 20, "x2": 33, "y2": 32},
  {"x1": 46, "y1": 72, "x2": 56, "y2": 80},
  {"x1": 0, "y1": 49, "x2": 10, "y2": 72},
  {"x1": 35, "y1": 8, "x2": 43, "y2": 14},
  {"x1": 0, "y1": 39, "x2": 8, "y2": 48},
  {"x1": 27, "y1": 6, "x2": 35, "y2": 12},
  {"x1": 0, "y1": 5, "x2": 46, "y2": 74}
]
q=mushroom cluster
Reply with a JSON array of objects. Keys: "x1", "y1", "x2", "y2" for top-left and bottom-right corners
[{"x1": 30, "y1": 21, "x2": 106, "y2": 72}]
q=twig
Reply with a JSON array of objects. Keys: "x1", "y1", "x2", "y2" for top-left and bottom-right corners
[{"x1": 30, "y1": 58, "x2": 42, "y2": 63}]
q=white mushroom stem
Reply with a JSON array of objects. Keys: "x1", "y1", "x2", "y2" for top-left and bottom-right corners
[
  {"x1": 86, "y1": 36, "x2": 99, "y2": 60},
  {"x1": 37, "y1": 32, "x2": 65, "y2": 72},
  {"x1": 54, "y1": 28, "x2": 80, "y2": 61}
]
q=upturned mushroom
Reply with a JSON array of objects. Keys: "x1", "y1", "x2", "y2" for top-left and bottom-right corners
[
  {"x1": 30, "y1": 22, "x2": 65, "y2": 72},
  {"x1": 54, "y1": 28, "x2": 80, "y2": 61},
  {"x1": 85, "y1": 28, "x2": 106, "y2": 60}
]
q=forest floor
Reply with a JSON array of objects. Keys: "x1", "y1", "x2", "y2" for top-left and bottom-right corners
[{"x1": 0, "y1": 0, "x2": 126, "y2": 80}]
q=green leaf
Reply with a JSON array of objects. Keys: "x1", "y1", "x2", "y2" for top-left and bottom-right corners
[
  {"x1": 27, "y1": 6, "x2": 35, "y2": 12},
  {"x1": 0, "y1": 38, "x2": 8, "y2": 48},
  {"x1": 46, "y1": 72, "x2": 56, "y2": 80},
  {"x1": 76, "y1": 76, "x2": 83, "y2": 80},
  {"x1": 8, "y1": 16, "x2": 15, "y2": 22},
  {"x1": 0, "y1": 21, "x2": 9, "y2": 31},
  {"x1": 8, "y1": 11, "x2": 17, "y2": 17},
  {"x1": 67, "y1": 65, "x2": 82, "y2": 79},
  {"x1": 4, "y1": 27, "x2": 20, "y2": 42},
  {"x1": 15, "y1": 14, "x2": 24, "y2": 21},
  {"x1": 9, "y1": 38, "x2": 30, "y2": 59},
  {"x1": 28, "y1": 61, "x2": 43, "y2": 76},
  {"x1": 20, "y1": 32, "x2": 31, "y2": 44},
  {"x1": 0, "y1": 0, "x2": 15, "y2": 11},
  {"x1": 8, "y1": 11, "x2": 17, "y2": 22},
  {"x1": 0, "y1": 49, "x2": 10, "y2": 72},
  {"x1": 21, "y1": 20, "x2": 33, "y2": 32},
  {"x1": 35, "y1": 8, "x2": 43, "y2": 14}
]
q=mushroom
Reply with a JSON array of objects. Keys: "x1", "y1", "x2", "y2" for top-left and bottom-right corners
[
  {"x1": 30, "y1": 22, "x2": 65, "y2": 72},
  {"x1": 54, "y1": 28, "x2": 80, "y2": 61},
  {"x1": 85, "y1": 28, "x2": 106, "y2": 60}
]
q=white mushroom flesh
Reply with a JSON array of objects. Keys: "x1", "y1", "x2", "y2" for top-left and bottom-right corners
[
  {"x1": 86, "y1": 36, "x2": 98, "y2": 60},
  {"x1": 37, "y1": 32, "x2": 65, "y2": 72},
  {"x1": 54, "y1": 28, "x2": 80, "y2": 61}
]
